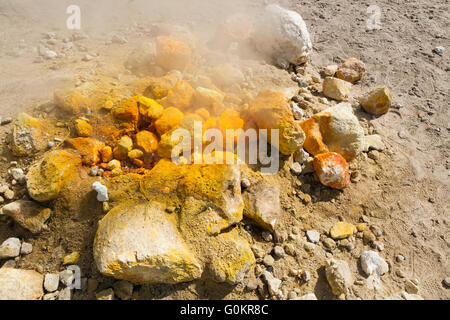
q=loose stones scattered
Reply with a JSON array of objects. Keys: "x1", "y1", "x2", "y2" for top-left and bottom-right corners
[
  {"x1": 360, "y1": 250, "x2": 389, "y2": 277},
  {"x1": 358, "y1": 85, "x2": 392, "y2": 115},
  {"x1": 313, "y1": 153, "x2": 350, "y2": 190},
  {"x1": 306, "y1": 230, "x2": 320, "y2": 243},
  {"x1": 243, "y1": 183, "x2": 281, "y2": 232},
  {"x1": 44, "y1": 273, "x2": 60, "y2": 292}
]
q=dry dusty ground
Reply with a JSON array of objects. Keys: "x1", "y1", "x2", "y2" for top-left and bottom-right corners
[{"x1": 0, "y1": 0, "x2": 448, "y2": 300}]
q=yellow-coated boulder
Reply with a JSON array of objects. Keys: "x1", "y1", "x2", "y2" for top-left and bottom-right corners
[
  {"x1": 74, "y1": 118, "x2": 93, "y2": 137},
  {"x1": 160, "y1": 81, "x2": 195, "y2": 111},
  {"x1": 247, "y1": 89, "x2": 305, "y2": 155},
  {"x1": 358, "y1": 85, "x2": 392, "y2": 115},
  {"x1": 155, "y1": 37, "x2": 192, "y2": 71},
  {"x1": 26, "y1": 150, "x2": 81, "y2": 202},
  {"x1": 93, "y1": 200, "x2": 203, "y2": 284},
  {"x1": 155, "y1": 107, "x2": 184, "y2": 136},
  {"x1": 12, "y1": 113, "x2": 51, "y2": 156}
]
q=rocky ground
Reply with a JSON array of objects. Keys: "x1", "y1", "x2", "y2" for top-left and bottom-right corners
[{"x1": 0, "y1": 0, "x2": 449, "y2": 300}]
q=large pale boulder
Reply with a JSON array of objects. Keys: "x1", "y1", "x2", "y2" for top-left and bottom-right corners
[
  {"x1": 246, "y1": 89, "x2": 305, "y2": 156},
  {"x1": 26, "y1": 150, "x2": 81, "y2": 202},
  {"x1": 300, "y1": 103, "x2": 365, "y2": 161},
  {"x1": 253, "y1": 4, "x2": 312, "y2": 64},
  {"x1": 93, "y1": 200, "x2": 203, "y2": 284},
  {"x1": 0, "y1": 267, "x2": 44, "y2": 300}
]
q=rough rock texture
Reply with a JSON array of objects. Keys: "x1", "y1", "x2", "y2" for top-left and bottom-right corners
[
  {"x1": 300, "y1": 103, "x2": 365, "y2": 161},
  {"x1": 243, "y1": 183, "x2": 280, "y2": 231},
  {"x1": 0, "y1": 200, "x2": 52, "y2": 234},
  {"x1": 94, "y1": 200, "x2": 203, "y2": 284},
  {"x1": 358, "y1": 85, "x2": 392, "y2": 115},
  {"x1": 360, "y1": 251, "x2": 389, "y2": 277},
  {"x1": 12, "y1": 113, "x2": 50, "y2": 156},
  {"x1": 26, "y1": 150, "x2": 81, "y2": 202},
  {"x1": 325, "y1": 259, "x2": 353, "y2": 296},
  {"x1": 329, "y1": 221, "x2": 356, "y2": 239},
  {"x1": 66, "y1": 137, "x2": 104, "y2": 165},
  {"x1": 322, "y1": 77, "x2": 352, "y2": 101},
  {"x1": 0, "y1": 267, "x2": 44, "y2": 300},
  {"x1": 336, "y1": 58, "x2": 366, "y2": 83},
  {"x1": 246, "y1": 89, "x2": 305, "y2": 156},
  {"x1": 313, "y1": 152, "x2": 350, "y2": 190},
  {"x1": 253, "y1": 4, "x2": 312, "y2": 64},
  {"x1": 0, "y1": 237, "x2": 21, "y2": 259}
]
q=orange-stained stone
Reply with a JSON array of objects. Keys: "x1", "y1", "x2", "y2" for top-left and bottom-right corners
[
  {"x1": 300, "y1": 117, "x2": 329, "y2": 156},
  {"x1": 132, "y1": 159, "x2": 144, "y2": 168},
  {"x1": 111, "y1": 97, "x2": 139, "y2": 125},
  {"x1": 100, "y1": 146, "x2": 113, "y2": 163},
  {"x1": 137, "y1": 96, "x2": 164, "y2": 120},
  {"x1": 313, "y1": 152, "x2": 350, "y2": 190},
  {"x1": 66, "y1": 138, "x2": 104, "y2": 165},
  {"x1": 135, "y1": 130, "x2": 159, "y2": 154},
  {"x1": 155, "y1": 37, "x2": 192, "y2": 71},
  {"x1": 74, "y1": 119, "x2": 93, "y2": 137},
  {"x1": 143, "y1": 74, "x2": 181, "y2": 100},
  {"x1": 154, "y1": 107, "x2": 184, "y2": 135},
  {"x1": 336, "y1": 58, "x2": 366, "y2": 83}
]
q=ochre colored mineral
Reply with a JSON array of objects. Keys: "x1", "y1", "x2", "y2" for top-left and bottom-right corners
[
  {"x1": 155, "y1": 37, "x2": 192, "y2": 72},
  {"x1": 313, "y1": 152, "x2": 350, "y2": 190}
]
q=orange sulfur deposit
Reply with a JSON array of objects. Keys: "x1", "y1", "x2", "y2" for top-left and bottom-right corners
[{"x1": 313, "y1": 152, "x2": 350, "y2": 190}]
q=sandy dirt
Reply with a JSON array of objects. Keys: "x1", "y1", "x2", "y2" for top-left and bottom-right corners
[{"x1": 0, "y1": 0, "x2": 448, "y2": 300}]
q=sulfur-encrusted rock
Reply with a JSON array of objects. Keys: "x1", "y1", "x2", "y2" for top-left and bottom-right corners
[
  {"x1": 94, "y1": 200, "x2": 203, "y2": 284},
  {"x1": 209, "y1": 229, "x2": 255, "y2": 284},
  {"x1": 111, "y1": 97, "x2": 139, "y2": 124},
  {"x1": 358, "y1": 85, "x2": 392, "y2": 115},
  {"x1": 336, "y1": 58, "x2": 366, "y2": 83},
  {"x1": 12, "y1": 113, "x2": 50, "y2": 156},
  {"x1": 193, "y1": 87, "x2": 225, "y2": 115},
  {"x1": 313, "y1": 152, "x2": 350, "y2": 190},
  {"x1": 300, "y1": 103, "x2": 365, "y2": 161},
  {"x1": 54, "y1": 88, "x2": 90, "y2": 115},
  {"x1": 243, "y1": 183, "x2": 280, "y2": 232},
  {"x1": 0, "y1": 267, "x2": 44, "y2": 300},
  {"x1": 74, "y1": 118, "x2": 92, "y2": 137},
  {"x1": 155, "y1": 37, "x2": 192, "y2": 71},
  {"x1": 325, "y1": 259, "x2": 353, "y2": 296},
  {"x1": 160, "y1": 81, "x2": 195, "y2": 111},
  {"x1": 26, "y1": 150, "x2": 81, "y2": 202},
  {"x1": 135, "y1": 130, "x2": 159, "y2": 154},
  {"x1": 155, "y1": 107, "x2": 185, "y2": 136},
  {"x1": 143, "y1": 73, "x2": 181, "y2": 100},
  {"x1": 253, "y1": 4, "x2": 312, "y2": 64},
  {"x1": 114, "y1": 136, "x2": 133, "y2": 160},
  {"x1": 322, "y1": 77, "x2": 352, "y2": 101},
  {"x1": 247, "y1": 89, "x2": 305, "y2": 155},
  {"x1": 66, "y1": 137, "x2": 104, "y2": 166},
  {"x1": 329, "y1": 221, "x2": 356, "y2": 239},
  {"x1": 136, "y1": 96, "x2": 164, "y2": 120},
  {"x1": 0, "y1": 200, "x2": 52, "y2": 234}
]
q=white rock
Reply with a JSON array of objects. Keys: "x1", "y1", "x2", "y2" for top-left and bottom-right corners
[
  {"x1": 290, "y1": 162, "x2": 303, "y2": 175},
  {"x1": 20, "y1": 242, "x2": 33, "y2": 255},
  {"x1": 0, "y1": 268, "x2": 44, "y2": 300},
  {"x1": 59, "y1": 269, "x2": 74, "y2": 287},
  {"x1": 295, "y1": 293, "x2": 318, "y2": 300},
  {"x1": 433, "y1": 46, "x2": 445, "y2": 55},
  {"x1": 294, "y1": 148, "x2": 309, "y2": 164},
  {"x1": 291, "y1": 102, "x2": 305, "y2": 120},
  {"x1": 324, "y1": 65, "x2": 338, "y2": 76},
  {"x1": 44, "y1": 273, "x2": 60, "y2": 292},
  {"x1": 306, "y1": 230, "x2": 320, "y2": 243},
  {"x1": 0, "y1": 237, "x2": 21, "y2": 259},
  {"x1": 263, "y1": 271, "x2": 282, "y2": 296},
  {"x1": 92, "y1": 182, "x2": 109, "y2": 202},
  {"x1": 360, "y1": 250, "x2": 389, "y2": 277},
  {"x1": 253, "y1": 4, "x2": 312, "y2": 64},
  {"x1": 11, "y1": 168, "x2": 26, "y2": 184},
  {"x1": 364, "y1": 134, "x2": 385, "y2": 152}
]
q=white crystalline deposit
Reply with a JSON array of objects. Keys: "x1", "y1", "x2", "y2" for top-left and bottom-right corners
[
  {"x1": 360, "y1": 250, "x2": 389, "y2": 277},
  {"x1": 253, "y1": 4, "x2": 313, "y2": 65},
  {"x1": 92, "y1": 181, "x2": 109, "y2": 202}
]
